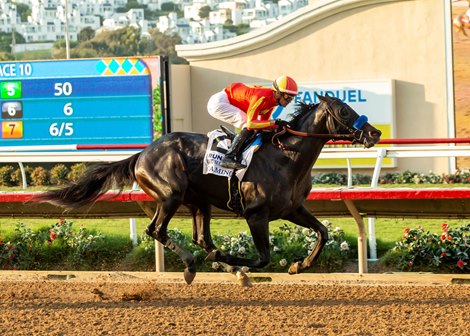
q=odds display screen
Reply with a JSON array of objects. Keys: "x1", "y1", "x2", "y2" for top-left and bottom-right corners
[{"x1": 0, "y1": 57, "x2": 161, "y2": 147}]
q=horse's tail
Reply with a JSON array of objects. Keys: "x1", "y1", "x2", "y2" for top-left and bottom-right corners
[{"x1": 32, "y1": 152, "x2": 141, "y2": 209}]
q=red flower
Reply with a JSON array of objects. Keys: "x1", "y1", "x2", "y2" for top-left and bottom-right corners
[
  {"x1": 441, "y1": 223, "x2": 448, "y2": 230},
  {"x1": 9, "y1": 253, "x2": 14, "y2": 259},
  {"x1": 50, "y1": 232, "x2": 57, "y2": 240},
  {"x1": 441, "y1": 234, "x2": 447, "y2": 241},
  {"x1": 7, "y1": 244, "x2": 13, "y2": 250},
  {"x1": 447, "y1": 235, "x2": 452, "y2": 241},
  {"x1": 59, "y1": 217, "x2": 64, "y2": 224},
  {"x1": 441, "y1": 251, "x2": 447, "y2": 257},
  {"x1": 456, "y1": 260, "x2": 465, "y2": 269},
  {"x1": 404, "y1": 227, "x2": 410, "y2": 233}
]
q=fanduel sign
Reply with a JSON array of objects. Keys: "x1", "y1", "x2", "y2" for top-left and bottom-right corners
[{"x1": 272, "y1": 80, "x2": 396, "y2": 168}]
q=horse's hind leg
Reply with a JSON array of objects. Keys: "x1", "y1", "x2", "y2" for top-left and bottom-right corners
[
  {"x1": 145, "y1": 199, "x2": 197, "y2": 284},
  {"x1": 188, "y1": 203, "x2": 251, "y2": 286},
  {"x1": 136, "y1": 159, "x2": 197, "y2": 284},
  {"x1": 188, "y1": 202, "x2": 216, "y2": 252}
]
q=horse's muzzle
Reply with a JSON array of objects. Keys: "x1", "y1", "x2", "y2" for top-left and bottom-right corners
[{"x1": 363, "y1": 129, "x2": 382, "y2": 148}]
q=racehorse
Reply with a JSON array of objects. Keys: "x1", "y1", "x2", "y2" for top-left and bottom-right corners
[
  {"x1": 33, "y1": 94, "x2": 381, "y2": 285},
  {"x1": 453, "y1": 14, "x2": 470, "y2": 38}
]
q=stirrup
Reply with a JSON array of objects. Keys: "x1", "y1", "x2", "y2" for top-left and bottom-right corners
[{"x1": 220, "y1": 157, "x2": 246, "y2": 170}]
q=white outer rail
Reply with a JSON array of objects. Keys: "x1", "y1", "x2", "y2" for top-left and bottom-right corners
[{"x1": 320, "y1": 145, "x2": 470, "y2": 261}]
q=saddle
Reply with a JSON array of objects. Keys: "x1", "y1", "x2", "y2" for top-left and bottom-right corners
[
  {"x1": 219, "y1": 125, "x2": 274, "y2": 150},
  {"x1": 204, "y1": 127, "x2": 275, "y2": 216}
]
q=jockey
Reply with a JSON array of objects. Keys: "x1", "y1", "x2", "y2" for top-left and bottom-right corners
[{"x1": 207, "y1": 75, "x2": 299, "y2": 170}]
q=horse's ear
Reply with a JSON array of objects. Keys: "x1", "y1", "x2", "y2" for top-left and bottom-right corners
[
  {"x1": 316, "y1": 93, "x2": 326, "y2": 103},
  {"x1": 316, "y1": 93, "x2": 331, "y2": 103}
]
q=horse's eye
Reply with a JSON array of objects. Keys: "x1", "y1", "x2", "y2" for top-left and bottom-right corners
[{"x1": 338, "y1": 109, "x2": 349, "y2": 118}]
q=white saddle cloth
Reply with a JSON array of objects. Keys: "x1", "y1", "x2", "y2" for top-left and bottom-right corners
[{"x1": 203, "y1": 130, "x2": 256, "y2": 181}]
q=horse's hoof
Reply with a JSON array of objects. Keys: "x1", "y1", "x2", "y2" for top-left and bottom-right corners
[
  {"x1": 236, "y1": 271, "x2": 253, "y2": 287},
  {"x1": 288, "y1": 261, "x2": 302, "y2": 275},
  {"x1": 205, "y1": 250, "x2": 219, "y2": 262},
  {"x1": 184, "y1": 268, "x2": 196, "y2": 285}
]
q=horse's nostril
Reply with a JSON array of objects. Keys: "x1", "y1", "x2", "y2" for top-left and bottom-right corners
[{"x1": 371, "y1": 130, "x2": 381, "y2": 137}]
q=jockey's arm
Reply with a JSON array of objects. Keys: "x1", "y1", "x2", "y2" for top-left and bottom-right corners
[{"x1": 246, "y1": 97, "x2": 278, "y2": 130}]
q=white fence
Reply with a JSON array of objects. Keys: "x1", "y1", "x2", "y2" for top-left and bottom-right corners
[
  {"x1": 1, "y1": 144, "x2": 469, "y2": 265},
  {"x1": 319, "y1": 145, "x2": 470, "y2": 259}
]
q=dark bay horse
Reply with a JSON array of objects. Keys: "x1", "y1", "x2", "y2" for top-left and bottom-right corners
[{"x1": 34, "y1": 94, "x2": 381, "y2": 284}]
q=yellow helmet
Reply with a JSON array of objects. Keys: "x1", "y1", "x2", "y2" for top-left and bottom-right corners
[{"x1": 272, "y1": 75, "x2": 298, "y2": 95}]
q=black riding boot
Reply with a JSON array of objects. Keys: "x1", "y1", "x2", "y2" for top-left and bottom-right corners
[{"x1": 220, "y1": 128, "x2": 253, "y2": 170}]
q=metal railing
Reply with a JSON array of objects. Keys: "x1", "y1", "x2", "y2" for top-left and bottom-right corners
[{"x1": 1, "y1": 139, "x2": 469, "y2": 264}]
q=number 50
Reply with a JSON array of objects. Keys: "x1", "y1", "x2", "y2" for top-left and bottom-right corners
[{"x1": 54, "y1": 82, "x2": 73, "y2": 96}]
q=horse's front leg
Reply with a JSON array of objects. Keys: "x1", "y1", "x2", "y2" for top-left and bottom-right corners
[{"x1": 284, "y1": 205, "x2": 328, "y2": 274}]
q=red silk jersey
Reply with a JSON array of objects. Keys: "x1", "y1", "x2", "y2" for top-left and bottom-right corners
[{"x1": 224, "y1": 82, "x2": 278, "y2": 130}]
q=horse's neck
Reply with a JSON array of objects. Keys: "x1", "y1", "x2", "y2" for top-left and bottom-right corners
[{"x1": 285, "y1": 110, "x2": 329, "y2": 174}]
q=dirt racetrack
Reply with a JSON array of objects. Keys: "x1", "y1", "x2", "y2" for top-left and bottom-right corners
[{"x1": 0, "y1": 272, "x2": 469, "y2": 336}]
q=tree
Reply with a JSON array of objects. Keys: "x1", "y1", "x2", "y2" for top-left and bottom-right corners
[
  {"x1": 15, "y1": 3, "x2": 31, "y2": 22},
  {"x1": 117, "y1": 0, "x2": 146, "y2": 13},
  {"x1": 223, "y1": 22, "x2": 250, "y2": 36},
  {"x1": 161, "y1": 2, "x2": 178, "y2": 12},
  {"x1": 51, "y1": 39, "x2": 78, "y2": 59},
  {"x1": 0, "y1": 32, "x2": 26, "y2": 53},
  {"x1": 142, "y1": 28, "x2": 187, "y2": 64},
  {"x1": 52, "y1": 24, "x2": 187, "y2": 64},
  {"x1": 77, "y1": 27, "x2": 95, "y2": 43},
  {"x1": 0, "y1": 52, "x2": 14, "y2": 61},
  {"x1": 198, "y1": 5, "x2": 211, "y2": 19},
  {"x1": 68, "y1": 26, "x2": 141, "y2": 58}
]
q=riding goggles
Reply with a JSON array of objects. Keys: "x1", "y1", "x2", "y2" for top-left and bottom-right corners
[{"x1": 281, "y1": 93, "x2": 296, "y2": 102}]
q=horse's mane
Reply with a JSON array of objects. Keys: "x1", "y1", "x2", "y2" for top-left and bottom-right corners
[{"x1": 288, "y1": 101, "x2": 318, "y2": 129}]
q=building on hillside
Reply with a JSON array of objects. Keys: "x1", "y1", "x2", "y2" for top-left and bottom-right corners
[
  {"x1": 100, "y1": 8, "x2": 153, "y2": 36},
  {"x1": 0, "y1": 1, "x2": 20, "y2": 34},
  {"x1": 4, "y1": 0, "x2": 308, "y2": 47}
]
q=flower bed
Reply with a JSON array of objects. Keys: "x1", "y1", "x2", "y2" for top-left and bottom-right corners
[
  {"x1": 380, "y1": 223, "x2": 469, "y2": 273},
  {"x1": 1, "y1": 218, "x2": 468, "y2": 274}
]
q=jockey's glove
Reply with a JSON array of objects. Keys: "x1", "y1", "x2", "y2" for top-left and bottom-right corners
[{"x1": 275, "y1": 119, "x2": 291, "y2": 131}]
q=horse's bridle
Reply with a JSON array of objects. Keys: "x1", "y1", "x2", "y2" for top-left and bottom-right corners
[
  {"x1": 323, "y1": 102, "x2": 368, "y2": 144},
  {"x1": 272, "y1": 101, "x2": 369, "y2": 149}
]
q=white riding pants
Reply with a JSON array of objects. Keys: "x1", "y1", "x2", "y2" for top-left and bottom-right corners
[{"x1": 207, "y1": 90, "x2": 247, "y2": 129}]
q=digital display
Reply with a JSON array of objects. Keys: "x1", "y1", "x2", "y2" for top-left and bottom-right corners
[{"x1": 0, "y1": 57, "x2": 161, "y2": 146}]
